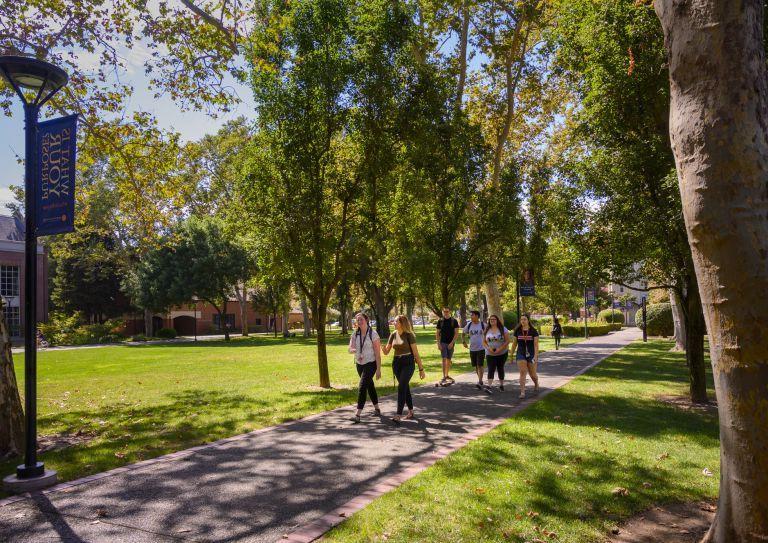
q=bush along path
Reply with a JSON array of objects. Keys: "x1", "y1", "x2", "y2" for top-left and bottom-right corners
[{"x1": 0, "y1": 329, "x2": 639, "y2": 543}]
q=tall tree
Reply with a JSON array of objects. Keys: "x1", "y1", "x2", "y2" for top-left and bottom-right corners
[
  {"x1": 550, "y1": 0, "x2": 708, "y2": 402},
  {"x1": 244, "y1": 0, "x2": 362, "y2": 387},
  {"x1": 655, "y1": 1, "x2": 768, "y2": 540},
  {"x1": 128, "y1": 216, "x2": 254, "y2": 341}
]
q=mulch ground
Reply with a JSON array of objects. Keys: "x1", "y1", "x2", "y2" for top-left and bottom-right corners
[{"x1": 609, "y1": 501, "x2": 716, "y2": 543}]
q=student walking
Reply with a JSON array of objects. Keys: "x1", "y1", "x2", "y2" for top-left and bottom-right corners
[
  {"x1": 435, "y1": 307, "x2": 460, "y2": 386},
  {"x1": 382, "y1": 315, "x2": 426, "y2": 423},
  {"x1": 483, "y1": 314, "x2": 510, "y2": 391},
  {"x1": 348, "y1": 313, "x2": 382, "y2": 423},
  {"x1": 552, "y1": 317, "x2": 563, "y2": 350},
  {"x1": 512, "y1": 314, "x2": 540, "y2": 398},
  {"x1": 462, "y1": 310, "x2": 487, "y2": 390}
]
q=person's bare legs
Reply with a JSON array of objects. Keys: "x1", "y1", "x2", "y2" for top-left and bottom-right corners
[
  {"x1": 475, "y1": 363, "x2": 483, "y2": 384},
  {"x1": 528, "y1": 361, "x2": 539, "y2": 392},
  {"x1": 517, "y1": 359, "x2": 528, "y2": 398}
]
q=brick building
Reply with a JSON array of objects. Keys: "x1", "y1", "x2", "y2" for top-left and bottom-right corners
[
  {"x1": 0, "y1": 212, "x2": 49, "y2": 338},
  {"x1": 122, "y1": 299, "x2": 304, "y2": 337}
]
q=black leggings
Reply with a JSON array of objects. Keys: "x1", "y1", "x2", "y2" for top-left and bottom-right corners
[
  {"x1": 487, "y1": 353, "x2": 508, "y2": 381},
  {"x1": 554, "y1": 335, "x2": 561, "y2": 349},
  {"x1": 393, "y1": 355, "x2": 415, "y2": 415},
  {"x1": 356, "y1": 361, "x2": 379, "y2": 410}
]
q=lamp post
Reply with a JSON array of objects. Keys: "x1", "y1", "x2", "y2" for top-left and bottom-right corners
[{"x1": 0, "y1": 55, "x2": 68, "y2": 486}]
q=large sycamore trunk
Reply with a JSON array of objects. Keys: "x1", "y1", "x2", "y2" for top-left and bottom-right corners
[
  {"x1": 669, "y1": 288, "x2": 686, "y2": 351},
  {"x1": 0, "y1": 305, "x2": 24, "y2": 458},
  {"x1": 655, "y1": 1, "x2": 768, "y2": 541},
  {"x1": 484, "y1": 279, "x2": 503, "y2": 321}
]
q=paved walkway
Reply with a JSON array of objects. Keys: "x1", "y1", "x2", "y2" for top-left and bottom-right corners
[{"x1": 0, "y1": 328, "x2": 640, "y2": 542}]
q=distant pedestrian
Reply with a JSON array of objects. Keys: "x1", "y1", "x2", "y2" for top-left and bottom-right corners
[
  {"x1": 462, "y1": 310, "x2": 487, "y2": 390},
  {"x1": 348, "y1": 313, "x2": 382, "y2": 422},
  {"x1": 552, "y1": 317, "x2": 563, "y2": 350},
  {"x1": 483, "y1": 314, "x2": 510, "y2": 391},
  {"x1": 512, "y1": 314, "x2": 540, "y2": 398},
  {"x1": 435, "y1": 307, "x2": 460, "y2": 386},
  {"x1": 382, "y1": 315, "x2": 426, "y2": 423}
]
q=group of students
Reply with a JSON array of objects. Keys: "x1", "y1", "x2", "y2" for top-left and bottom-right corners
[{"x1": 348, "y1": 307, "x2": 547, "y2": 424}]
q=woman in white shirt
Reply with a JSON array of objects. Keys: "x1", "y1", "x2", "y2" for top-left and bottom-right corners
[{"x1": 348, "y1": 313, "x2": 382, "y2": 422}]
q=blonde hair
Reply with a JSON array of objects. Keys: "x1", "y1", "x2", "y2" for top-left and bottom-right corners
[{"x1": 395, "y1": 314, "x2": 413, "y2": 335}]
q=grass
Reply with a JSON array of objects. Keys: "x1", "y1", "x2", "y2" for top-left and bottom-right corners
[
  {"x1": 325, "y1": 340, "x2": 720, "y2": 543},
  {"x1": 5, "y1": 328, "x2": 581, "y2": 487}
]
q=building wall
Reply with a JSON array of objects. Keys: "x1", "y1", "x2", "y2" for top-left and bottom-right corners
[{"x1": 0, "y1": 241, "x2": 48, "y2": 338}]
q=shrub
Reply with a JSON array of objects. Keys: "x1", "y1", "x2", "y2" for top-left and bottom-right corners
[
  {"x1": 598, "y1": 309, "x2": 625, "y2": 324},
  {"x1": 540, "y1": 322, "x2": 622, "y2": 337},
  {"x1": 130, "y1": 334, "x2": 149, "y2": 342},
  {"x1": 501, "y1": 310, "x2": 518, "y2": 329},
  {"x1": 637, "y1": 303, "x2": 674, "y2": 337},
  {"x1": 38, "y1": 314, "x2": 126, "y2": 346},
  {"x1": 156, "y1": 327, "x2": 178, "y2": 339}
]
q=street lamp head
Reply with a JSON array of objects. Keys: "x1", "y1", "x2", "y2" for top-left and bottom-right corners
[{"x1": 0, "y1": 55, "x2": 68, "y2": 107}]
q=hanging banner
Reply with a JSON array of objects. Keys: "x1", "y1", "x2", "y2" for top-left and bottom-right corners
[
  {"x1": 585, "y1": 287, "x2": 597, "y2": 306},
  {"x1": 519, "y1": 268, "x2": 536, "y2": 296},
  {"x1": 36, "y1": 114, "x2": 77, "y2": 236},
  {"x1": 612, "y1": 300, "x2": 622, "y2": 309}
]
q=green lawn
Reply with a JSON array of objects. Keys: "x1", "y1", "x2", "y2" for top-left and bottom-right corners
[
  {"x1": 325, "y1": 340, "x2": 720, "y2": 543},
  {"x1": 6, "y1": 329, "x2": 581, "y2": 486}
]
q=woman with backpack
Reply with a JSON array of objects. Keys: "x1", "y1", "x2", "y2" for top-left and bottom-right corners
[
  {"x1": 482, "y1": 314, "x2": 510, "y2": 391},
  {"x1": 348, "y1": 313, "x2": 382, "y2": 423},
  {"x1": 382, "y1": 315, "x2": 426, "y2": 423},
  {"x1": 552, "y1": 317, "x2": 563, "y2": 350},
  {"x1": 512, "y1": 314, "x2": 540, "y2": 398}
]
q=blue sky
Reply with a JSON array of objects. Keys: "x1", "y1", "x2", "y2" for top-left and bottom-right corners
[{"x1": 0, "y1": 52, "x2": 256, "y2": 208}]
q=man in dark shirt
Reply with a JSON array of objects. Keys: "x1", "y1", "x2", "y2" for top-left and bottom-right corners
[{"x1": 435, "y1": 307, "x2": 460, "y2": 384}]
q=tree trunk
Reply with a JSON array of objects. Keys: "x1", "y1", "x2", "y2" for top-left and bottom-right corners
[
  {"x1": 484, "y1": 279, "x2": 503, "y2": 319},
  {"x1": 0, "y1": 304, "x2": 24, "y2": 458},
  {"x1": 221, "y1": 299, "x2": 230, "y2": 341},
  {"x1": 405, "y1": 295, "x2": 415, "y2": 327},
  {"x1": 371, "y1": 285, "x2": 391, "y2": 339},
  {"x1": 144, "y1": 308, "x2": 154, "y2": 337},
  {"x1": 281, "y1": 312, "x2": 289, "y2": 337},
  {"x1": 313, "y1": 302, "x2": 331, "y2": 388},
  {"x1": 684, "y1": 278, "x2": 708, "y2": 404},
  {"x1": 669, "y1": 288, "x2": 686, "y2": 351},
  {"x1": 655, "y1": 1, "x2": 768, "y2": 540},
  {"x1": 459, "y1": 292, "x2": 467, "y2": 327},
  {"x1": 300, "y1": 296, "x2": 312, "y2": 337}
]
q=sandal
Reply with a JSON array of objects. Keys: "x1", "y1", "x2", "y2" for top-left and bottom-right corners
[
  {"x1": 404, "y1": 411, "x2": 414, "y2": 420},
  {"x1": 374, "y1": 408, "x2": 382, "y2": 416},
  {"x1": 391, "y1": 416, "x2": 402, "y2": 424},
  {"x1": 351, "y1": 414, "x2": 361, "y2": 423}
]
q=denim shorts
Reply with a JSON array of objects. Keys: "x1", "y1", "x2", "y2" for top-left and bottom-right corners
[{"x1": 439, "y1": 342, "x2": 455, "y2": 360}]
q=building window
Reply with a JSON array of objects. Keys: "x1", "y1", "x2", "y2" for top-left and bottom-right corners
[
  {"x1": 255, "y1": 318, "x2": 262, "y2": 326},
  {"x1": 0, "y1": 265, "x2": 19, "y2": 297},
  {"x1": 619, "y1": 286, "x2": 624, "y2": 293},
  {"x1": 212, "y1": 313, "x2": 235, "y2": 331},
  {"x1": 3, "y1": 306, "x2": 20, "y2": 337}
]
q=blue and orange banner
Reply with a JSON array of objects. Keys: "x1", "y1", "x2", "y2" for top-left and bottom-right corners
[{"x1": 36, "y1": 114, "x2": 77, "y2": 236}]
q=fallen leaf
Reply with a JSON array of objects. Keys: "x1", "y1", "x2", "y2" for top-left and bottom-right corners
[
  {"x1": 657, "y1": 452, "x2": 670, "y2": 460},
  {"x1": 114, "y1": 452, "x2": 126, "y2": 459},
  {"x1": 95, "y1": 508, "x2": 108, "y2": 518},
  {"x1": 475, "y1": 487, "x2": 487, "y2": 495},
  {"x1": 611, "y1": 487, "x2": 630, "y2": 496},
  {"x1": 702, "y1": 468, "x2": 713, "y2": 477},
  {"x1": 642, "y1": 482, "x2": 652, "y2": 488}
]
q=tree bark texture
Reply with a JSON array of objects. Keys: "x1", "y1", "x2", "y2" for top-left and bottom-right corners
[
  {"x1": 281, "y1": 312, "x2": 289, "y2": 337},
  {"x1": 655, "y1": 1, "x2": 768, "y2": 540},
  {"x1": 144, "y1": 307, "x2": 154, "y2": 337},
  {"x1": 684, "y1": 277, "x2": 708, "y2": 404},
  {"x1": 484, "y1": 279, "x2": 503, "y2": 321},
  {"x1": 371, "y1": 285, "x2": 392, "y2": 339},
  {"x1": 669, "y1": 288, "x2": 687, "y2": 351},
  {"x1": 0, "y1": 304, "x2": 24, "y2": 458},
  {"x1": 313, "y1": 303, "x2": 331, "y2": 388}
]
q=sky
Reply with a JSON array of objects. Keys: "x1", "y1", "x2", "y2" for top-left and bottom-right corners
[{"x1": 0, "y1": 46, "x2": 256, "y2": 209}]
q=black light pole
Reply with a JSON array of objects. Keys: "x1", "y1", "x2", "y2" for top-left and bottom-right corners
[
  {"x1": 0, "y1": 55, "x2": 68, "y2": 482},
  {"x1": 583, "y1": 287, "x2": 588, "y2": 339}
]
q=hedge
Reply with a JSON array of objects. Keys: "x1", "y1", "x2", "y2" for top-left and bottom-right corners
[
  {"x1": 598, "y1": 309, "x2": 625, "y2": 324},
  {"x1": 156, "y1": 327, "x2": 178, "y2": 339},
  {"x1": 540, "y1": 322, "x2": 622, "y2": 337},
  {"x1": 636, "y1": 303, "x2": 674, "y2": 336},
  {"x1": 501, "y1": 310, "x2": 518, "y2": 328}
]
